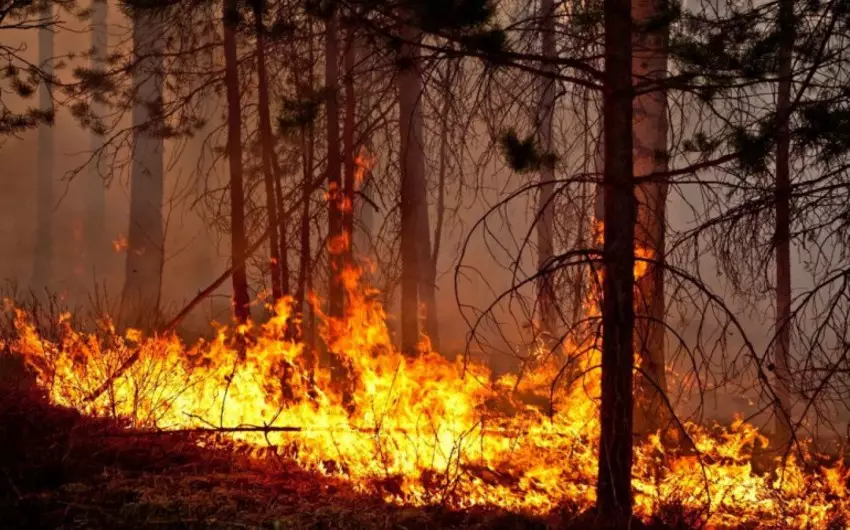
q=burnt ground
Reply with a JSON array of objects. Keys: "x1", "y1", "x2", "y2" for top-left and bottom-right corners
[
  {"x1": 0, "y1": 377, "x2": 721, "y2": 530},
  {"x1": 0, "y1": 381, "x2": 563, "y2": 530}
]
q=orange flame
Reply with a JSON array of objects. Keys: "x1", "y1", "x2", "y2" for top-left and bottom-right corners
[
  {"x1": 113, "y1": 233, "x2": 129, "y2": 253},
  {"x1": 6, "y1": 255, "x2": 850, "y2": 527}
]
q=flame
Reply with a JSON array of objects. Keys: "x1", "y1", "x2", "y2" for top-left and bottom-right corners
[
  {"x1": 113, "y1": 233, "x2": 129, "y2": 253},
  {"x1": 6, "y1": 235, "x2": 850, "y2": 526},
  {"x1": 354, "y1": 146, "x2": 372, "y2": 188}
]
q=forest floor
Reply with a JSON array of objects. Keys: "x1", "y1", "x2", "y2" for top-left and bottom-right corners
[
  {"x1": 0, "y1": 381, "x2": 568, "y2": 530},
  {"x1": 0, "y1": 367, "x2": 624, "y2": 530},
  {"x1": 0, "y1": 378, "x2": 713, "y2": 530}
]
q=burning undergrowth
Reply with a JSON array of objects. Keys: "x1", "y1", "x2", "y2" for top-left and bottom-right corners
[
  {"x1": 1, "y1": 267, "x2": 849, "y2": 529},
  {"x1": 0, "y1": 386, "x2": 554, "y2": 529}
]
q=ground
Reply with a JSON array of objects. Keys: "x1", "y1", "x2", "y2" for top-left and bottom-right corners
[{"x1": 0, "y1": 382, "x2": 564, "y2": 529}]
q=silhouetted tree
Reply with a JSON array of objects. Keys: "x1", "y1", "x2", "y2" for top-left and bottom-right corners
[{"x1": 120, "y1": 10, "x2": 165, "y2": 327}]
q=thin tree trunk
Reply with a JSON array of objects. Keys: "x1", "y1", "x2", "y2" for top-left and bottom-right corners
[
  {"x1": 295, "y1": 23, "x2": 315, "y2": 347},
  {"x1": 398, "y1": 22, "x2": 428, "y2": 355},
  {"x1": 34, "y1": 2, "x2": 54, "y2": 290},
  {"x1": 432, "y1": 63, "x2": 450, "y2": 274},
  {"x1": 536, "y1": 0, "x2": 557, "y2": 342},
  {"x1": 773, "y1": 0, "x2": 794, "y2": 452},
  {"x1": 596, "y1": 0, "x2": 635, "y2": 524},
  {"x1": 253, "y1": 1, "x2": 282, "y2": 303},
  {"x1": 424, "y1": 62, "x2": 453, "y2": 354},
  {"x1": 120, "y1": 15, "x2": 165, "y2": 328},
  {"x1": 86, "y1": 0, "x2": 108, "y2": 281},
  {"x1": 353, "y1": 38, "x2": 374, "y2": 263},
  {"x1": 223, "y1": 0, "x2": 250, "y2": 324},
  {"x1": 342, "y1": 25, "x2": 356, "y2": 272},
  {"x1": 296, "y1": 124, "x2": 313, "y2": 320},
  {"x1": 631, "y1": 0, "x2": 671, "y2": 438},
  {"x1": 325, "y1": 9, "x2": 344, "y2": 318},
  {"x1": 275, "y1": 167, "x2": 291, "y2": 297}
]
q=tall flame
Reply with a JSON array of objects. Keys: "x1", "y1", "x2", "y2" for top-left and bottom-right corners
[{"x1": 6, "y1": 239, "x2": 849, "y2": 527}]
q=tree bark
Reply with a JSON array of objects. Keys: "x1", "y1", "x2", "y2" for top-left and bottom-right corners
[
  {"x1": 398, "y1": 22, "x2": 432, "y2": 355},
  {"x1": 773, "y1": 0, "x2": 794, "y2": 452},
  {"x1": 33, "y1": 2, "x2": 54, "y2": 290},
  {"x1": 342, "y1": 25, "x2": 356, "y2": 273},
  {"x1": 631, "y1": 0, "x2": 671, "y2": 438},
  {"x1": 253, "y1": 0, "x2": 283, "y2": 303},
  {"x1": 295, "y1": 23, "x2": 315, "y2": 348},
  {"x1": 596, "y1": 0, "x2": 636, "y2": 525},
  {"x1": 86, "y1": 0, "x2": 108, "y2": 281},
  {"x1": 536, "y1": 0, "x2": 557, "y2": 342},
  {"x1": 223, "y1": 0, "x2": 250, "y2": 324},
  {"x1": 325, "y1": 10, "x2": 344, "y2": 318},
  {"x1": 120, "y1": 13, "x2": 165, "y2": 329},
  {"x1": 353, "y1": 38, "x2": 375, "y2": 263}
]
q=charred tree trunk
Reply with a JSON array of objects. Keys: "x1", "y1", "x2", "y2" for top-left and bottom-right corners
[
  {"x1": 86, "y1": 0, "x2": 108, "y2": 280},
  {"x1": 596, "y1": 0, "x2": 635, "y2": 524},
  {"x1": 342, "y1": 25, "x2": 356, "y2": 273},
  {"x1": 428, "y1": 62, "x2": 452, "y2": 353},
  {"x1": 536, "y1": 0, "x2": 557, "y2": 343},
  {"x1": 223, "y1": 0, "x2": 250, "y2": 324},
  {"x1": 33, "y1": 2, "x2": 54, "y2": 290},
  {"x1": 398, "y1": 22, "x2": 433, "y2": 355},
  {"x1": 120, "y1": 15, "x2": 165, "y2": 328},
  {"x1": 295, "y1": 23, "x2": 316, "y2": 348},
  {"x1": 631, "y1": 0, "x2": 671, "y2": 438},
  {"x1": 326, "y1": 9, "x2": 344, "y2": 319},
  {"x1": 773, "y1": 0, "x2": 794, "y2": 452},
  {"x1": 353, "y1": 40, "x2": 375, "y2": 264},
  {"x1": 253, "y1": 0, "x2": 283, "y2": 303}
]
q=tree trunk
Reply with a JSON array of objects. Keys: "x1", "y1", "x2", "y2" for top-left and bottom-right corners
[
  {"x1": 33, "y1": 2, "x2": 54, "y2": 290},
  {"x1": 295, "y1": 22, "x2": 315, "y2": 348},
  {"x1": 536, "y1": 0, "x2": 557, "y2": 342},
  {"x1": 428, "y1": 62, "x2": 453, "y2": 353},
  {"x1": 398, "y1": 22, "x2": 430, "y2": 355},
  {"x1": 223, "y1": 0, "x2": 250, "y2": 324},
  {"x1": 253, "y1": 1, "x2": 283, "y2": 303},
  {"x1": 773, "y1": 0, "x2": 794, "y2": 452},
  {"x1": 596, "y1": 0, "x2": 636, "y2": 525},
  {"x1": 631, "y1": 0, "x2": 671, "y2": 438},
  {"x1": 86, "y1": 0, "x2": 108, "y2": 281},
  {"x1": 353, "y1": 39, "x2": 375, "y2": 262},
  {"x1": 326, "y1": 10, "x2": 344, "y2": 318},
  {"x1": 342, "y1": 25, "x2": 356, "y2": 273},
  {"x1": 120, "y1": 14, "x2": 165, "y2": 329}
]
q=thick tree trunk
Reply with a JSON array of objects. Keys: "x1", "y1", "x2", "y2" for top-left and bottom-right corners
[
  {"x1": 86, "y1": 0, "x2": 108, "y2": 280},
  {"x1": 596, "y1": 0, "x2": 635, "y2": 525},
  {"x1": 223, "y1": 0, "x2": 250, "y2": 324},
  {"x1": 398, "y1": 23, "x2": 432, "y2": 355},
  {"x1": 120, "y1": 15, "x2": 165, "y2": 328},
  {"x1": 773, "y1": 0, "x2": 794, "y2": 452},
  {"x1": 536, "y1": 0, "x2": 557, "y2": 342},
  {"x1": 326, "y1": 10, "x2": 344, "y2": 318},
  {"x1": 631, "y1": 0, "x2": 671, "y2": 438},
  {"x1": 342, "y1": 26, "x2": 356, "y2": 272},
  {"x1": 33, "y1": 3, "x2": 54, "y2": 290},
  {"x1": 253, "y1": 2, "x2": 283, "y2": 303}
]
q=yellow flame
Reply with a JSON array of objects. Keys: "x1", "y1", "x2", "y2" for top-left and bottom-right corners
[{"x1": 7, "y1": 232, "x2": 849, "y2": 527}]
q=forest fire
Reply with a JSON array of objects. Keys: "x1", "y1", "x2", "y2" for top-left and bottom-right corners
[{"x1": 5, "y1": 262, "x2": 849, "y2": 529}]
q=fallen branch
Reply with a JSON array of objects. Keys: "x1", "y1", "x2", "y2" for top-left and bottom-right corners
[{"x1": 84, "y1": 175, "x2": 327, "y2": 403}]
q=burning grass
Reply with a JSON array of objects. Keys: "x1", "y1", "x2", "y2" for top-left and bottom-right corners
[
  {"x1": 0, "y1": 385, "x2": 558, "y2": 529},
  {"x1": 1, "y1": 268, "x2": 849, "y2": 529}
]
